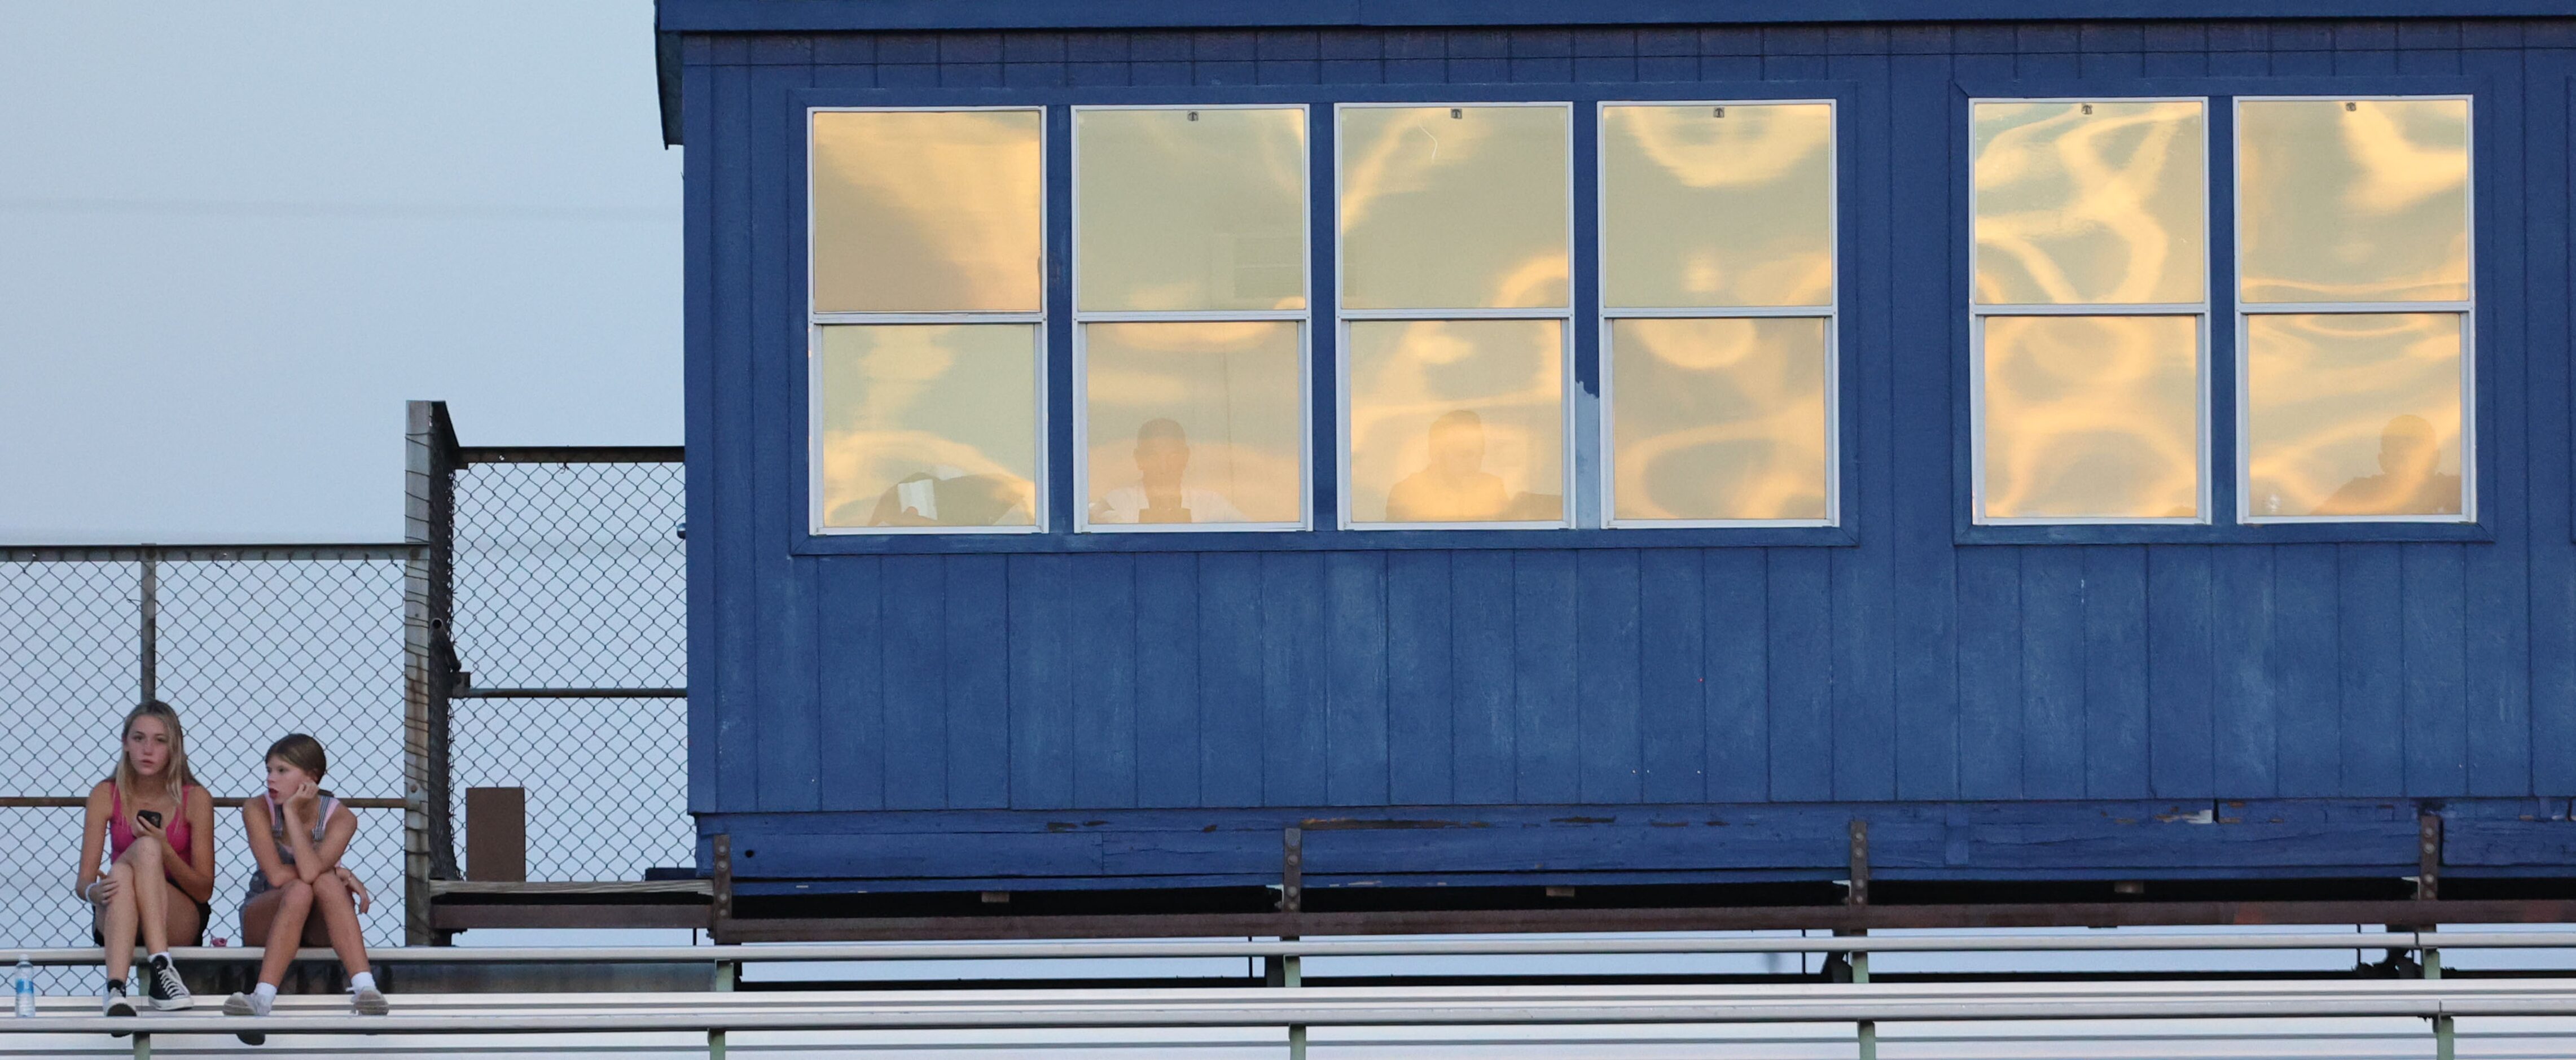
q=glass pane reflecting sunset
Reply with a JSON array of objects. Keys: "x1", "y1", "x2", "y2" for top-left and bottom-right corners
[
  {"x1": 811, "y1": 109, "x2": 1044, "y2": 313},
  {"x1": 1083, "y1": 321, "x2": 1304, "y2": 526},
  {"x1": 2245, "y1": 313, "x2": 2465, "y2": 518},
  {"x1": 2238, "y1": 98, "x2": 2470, "y2": 305},
  {"x1": 1973, "y1": 100, "x2": 2205, "y2": 306},
  {"x1": 1339, "y1": 106, "x2": 1569, "y2": 310},
  {"x1": 1610, "y1": 317, "x2": 1829, "y2": 521},
  {"x1": 1980, "y1": 315, "x2": 2200, "y2": 520},
  {"x1": 1602, "y1": 103, "x2": 1835, "y2": 309},
  {"x1": 1077, "y1": 107, "x2": 1307, "y2": 313},
  {"x1": 815, "y1": 324, "x2": 1039, "y2": 529},
  {"x1": 1346, "y1": 319, "x2": 1564, "y2": 524}
]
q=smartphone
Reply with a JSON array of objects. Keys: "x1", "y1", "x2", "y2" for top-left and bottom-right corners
[{"x1": 135, "y1": 810, "x2": 162, "y2": 829}]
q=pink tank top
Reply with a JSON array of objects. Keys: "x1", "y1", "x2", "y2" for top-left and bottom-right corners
[{"x1": 107, "y1": 784, "x2": 196, "y2": 872}]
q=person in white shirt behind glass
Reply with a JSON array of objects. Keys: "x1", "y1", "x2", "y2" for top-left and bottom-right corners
[{"x1": 1090, "y1": 418, "x2": 1247, "y2": 525}]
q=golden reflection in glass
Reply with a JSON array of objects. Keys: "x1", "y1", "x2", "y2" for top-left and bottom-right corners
[
  {"x1": 2238, "y1": 99, "x2": 2470, "y2": 304},
  {"x1": 1346, "y1": 319, "x2": 1564, "y2": 524},
  {"x1": 1603, "y1": 103, "x2": 1835, "y2": 309},
  {"x1": 1610, "y1": 318, "x2": 1829, "y2": 522},
  {"x1": 1083, "y1": 321, "x2": 1304, "y2": 526},
  {"x1": 2245, "y1": 313, "x2": 2464, "y2": 518},
  {"x1": 1979, "y1": 316, "x2": 2200, "y2": 520},
  {"x1": 811, "y1": 110, "x2": 1043, "y2": 313},
  {"x1": 1339, "y1": 106, "x2": 1569, "y2": 310},
  {"x1": 815, "y1": 325, "x2": 1039, "y2": 529},
  {"x1": 1076, "y1": 108, "x2": 1308, "y2": 313},
  {"x1": 1973, "y1": 100, "x2": 2206, "y2": 306}
]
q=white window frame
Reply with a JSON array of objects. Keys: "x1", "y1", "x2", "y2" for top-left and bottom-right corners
[
  {"x1": 805, "y1": 105, "x2": 1051, "y2": 537},
  {"x1": 1333, "y1": 100, "x2": 1578, "y2": 532},
  {"x1": 1070, "y1": 103, "x2": 1314, "y2": 534},
  {"x1": 1966, "y1": 95, "x2": 2215, "y2": 527},
  {"x1": 1595, "y1": 98, "x2": 1842, "y2": 530},
  {"x1": 2232, "y1": 94, "x2": 2478, "y2": 525}
]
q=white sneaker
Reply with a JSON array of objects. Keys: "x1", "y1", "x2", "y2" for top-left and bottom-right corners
[
  {"x1": 223, "y1": 991, "x2": 270, "y2": 1046},
  {"x1": 104, "y1": 984, "x2": 136, "y2": 1037},
  {"x1": 351, "y1": 984, "x2": 388, "y2": 1016}
]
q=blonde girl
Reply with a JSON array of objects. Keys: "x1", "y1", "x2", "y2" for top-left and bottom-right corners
[{"x1": 74, "y1": 700, "x2": 214, "y2": 1019}]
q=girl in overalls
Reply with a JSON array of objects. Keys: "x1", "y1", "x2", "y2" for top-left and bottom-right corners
[{"x1": 222, "y1": 733, "x2": 387, "y2": 1034}]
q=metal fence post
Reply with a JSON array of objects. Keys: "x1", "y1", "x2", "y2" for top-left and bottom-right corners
[
  {"x1": 404, "y1": 401, "x2": 463, "y2": 946},
  {"x1": 137, "y1": 549, "x2": 157, "y2": 703}
]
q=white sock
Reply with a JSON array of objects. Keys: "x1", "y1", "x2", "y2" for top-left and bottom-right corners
[
  {"x1": 251, "y1": 982, "x2": 277, "y2": 1013},
  {"x1": 348, "y1": 971, "x2": 375, "y2": 993},
  {"x1": 148, "y1": 951, "x2": 170, "y2": 968}
]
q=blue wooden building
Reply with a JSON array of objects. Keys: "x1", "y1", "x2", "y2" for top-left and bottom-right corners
[{"x1": 661, "y1": 0, "x2": 2576, "y2": 917}]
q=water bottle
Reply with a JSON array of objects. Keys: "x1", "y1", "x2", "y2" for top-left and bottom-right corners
[{"x1": 12, "y1": 954, "x2": 32, "y2": 1017}]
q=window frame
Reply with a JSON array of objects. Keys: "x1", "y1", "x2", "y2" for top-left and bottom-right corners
[
  {"x1": 786, "y1": 84, "x2": 1863, "y2": 557},
  {"x1": 1946, "y1": 75, "x2": 2494, "y2": 547},
  {"x1": 805, "y1": 104, "x2": 1052, "y2": 537},
  {"x1": 1068, "y1": 103, "x2": 1316, "y2": 535},
  {"x1": 1332, "y1": 100, "x2": 1581, "y2": 532},
  {"x1": 2230, "y1": 93, "x2": 2478, "y2": 527},
  {"x1": 1595, "y1": 98, "x2": 1844, "y2": 530},
  {"x1": 1964, "y1": 95, "x2": 2215, "y2": 528}
]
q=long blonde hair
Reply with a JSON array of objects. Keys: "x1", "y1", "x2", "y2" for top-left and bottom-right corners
[{"x1": 112, "y1": 700, "x2": 195, "y2": 809}]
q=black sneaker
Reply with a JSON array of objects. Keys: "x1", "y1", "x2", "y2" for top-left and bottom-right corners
[
  {"x1": 145, "y1": 954, "x2": 192, "y2": 1011},
  {"x1": 103, "y1": 983, "x2": 136, "y2": 1035}
]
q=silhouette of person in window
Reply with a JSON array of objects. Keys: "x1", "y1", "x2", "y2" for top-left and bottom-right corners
[
  {"x1": 1089, "y1": 418, "x2": 1247, "y2": 524},
  {"x1": 1386, "y1": 409, "x2": 1512, "y2": 523},
  {"x1": 2317, "y1": 414, "x2": 2461, "y2": 516}
]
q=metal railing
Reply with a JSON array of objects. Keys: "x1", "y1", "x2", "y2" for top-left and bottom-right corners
[
  {"x1": 12, "y1": 927, "x2": 2576, "y2": 962},
  {"x1": 413, "y1": 402, "x2": 691, "y2": 930},
  {"x1": 7, "y1": 932, "x2": 2574, "y2": 1058}
]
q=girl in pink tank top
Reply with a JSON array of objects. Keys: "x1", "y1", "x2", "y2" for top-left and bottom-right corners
[{"x1": 75, "y1": 701, "x2": 216, "y2": 1018}]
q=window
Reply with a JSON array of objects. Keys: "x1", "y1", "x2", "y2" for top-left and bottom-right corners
[
  {"x1": 1600, "y1": 102, "x2": 1837, "y2": 525},
  {"x1": 1969, "y1": 99, "x2": 2209, "y2": 524},
  {"x1": 2237, "y1": 97, "x2": 2473, "y2": 522},
  {"x1": 810, "y1": 108, "x2": 1047, "y2": 533},
  {"x1": 1338, "y1": 103, "x2": 1572, "y2": 528},
  {"x1": 1074, "y1": 106, "x2": 1311, "y2": 531}
]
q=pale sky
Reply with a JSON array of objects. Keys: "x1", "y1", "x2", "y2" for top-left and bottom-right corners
[{"x1": 0, "y1": 1, "x2": 680, "y2": 542}]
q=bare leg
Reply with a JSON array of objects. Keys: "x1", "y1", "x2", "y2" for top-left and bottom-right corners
[
  {"x1": 163, "y1": 895, "x2": 204, "y2": 950},
  {"x1": 308, "y1": 874, "x2": 371, "y2": 976},
  {"x1": 251, "y1": 882, "x2": 313, "y2": 988},
  {"x1": 118, "y1": 842, "x2": 170, "y2": 956},
  {"x1": 96, "y1": 862, "x2": 139, "y2": 985}
]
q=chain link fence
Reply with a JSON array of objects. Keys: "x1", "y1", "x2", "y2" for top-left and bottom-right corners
[
  {"x1": 2, "y1": 401, "x2": 687, "y2": 989},
  {"x1": 447, "y1": 455, "x2": 690, "y2": 885},
  {"x1": 0, "y1": 549, "x2": 410, "y2": 993}
]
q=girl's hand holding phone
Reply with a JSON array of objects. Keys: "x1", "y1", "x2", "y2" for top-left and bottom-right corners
[{"x1": 131, "y1": 811, "x2": 165, "y2": 843}]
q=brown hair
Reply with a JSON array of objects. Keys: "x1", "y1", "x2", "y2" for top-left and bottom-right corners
[
  {"x1": 112, "y1": 700, "x2": 195, "y2": 809},
  {"x1": 264, "y1": 733, "x2": 328, "y2": 783}
]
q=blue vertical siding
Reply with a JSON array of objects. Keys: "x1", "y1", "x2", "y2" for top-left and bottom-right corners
[{"x1": 687, "y1": 20, "x2": 2576, "y2": 846}]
